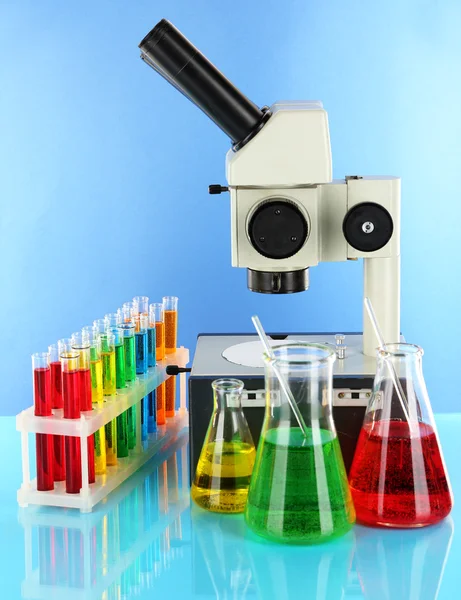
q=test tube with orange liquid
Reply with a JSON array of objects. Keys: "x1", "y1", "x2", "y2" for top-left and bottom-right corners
[{"x1": 163, "y1": 296, "x2": 178, "y2": 417}]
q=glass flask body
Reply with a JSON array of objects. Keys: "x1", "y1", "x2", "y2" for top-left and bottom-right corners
[
  {"x1": 191, "y1": 379, "x2": 256, "y2": 513},
  {"x1": 245, "y1": 343, "x2": 355, "y2": 544},
  {"x1": 349, "y1": 343, "x2": 453, "y2": 528}
]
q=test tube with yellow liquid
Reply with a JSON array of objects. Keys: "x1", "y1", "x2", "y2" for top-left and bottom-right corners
[{"x1": 95, "y1": 321, "x2": 117, "y2": 466}]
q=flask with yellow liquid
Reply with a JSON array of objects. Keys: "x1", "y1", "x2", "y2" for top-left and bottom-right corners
[{"x1": 191, "y1": 378, "x2": 256, "y2": 513}]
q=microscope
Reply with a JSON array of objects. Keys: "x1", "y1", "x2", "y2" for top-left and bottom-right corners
[{"x1": 139, "y1": 19, "x2": 401, "y2": 475}]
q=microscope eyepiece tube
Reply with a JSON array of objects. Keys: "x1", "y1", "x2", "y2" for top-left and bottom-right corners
[{"x1": 139, "y1": 19, "x2": 269, "y2": 147}]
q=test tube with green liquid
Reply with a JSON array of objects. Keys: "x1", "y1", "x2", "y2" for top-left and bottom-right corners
[
  {"x1": 119, "y1": 321, "x2": 137, "y2": 449},
  {"x1": 105, "y1": 315, "x2": 129, "y2": 459},
  {"x1": 94, "y1": 321, "x2": 117, "y2": 466}
]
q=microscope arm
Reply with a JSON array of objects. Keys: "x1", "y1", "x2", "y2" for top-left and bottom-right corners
[{"x1": 363, "y1": 255, "x2": 401, "y2": 356}]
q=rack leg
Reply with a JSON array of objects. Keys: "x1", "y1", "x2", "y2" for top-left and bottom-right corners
[
  {"x1": 21, "y1": 431, "x2": 30, "y2": 486},
  {"x1": 179, "y1": 372, "x2": 187, "y2": 414}
]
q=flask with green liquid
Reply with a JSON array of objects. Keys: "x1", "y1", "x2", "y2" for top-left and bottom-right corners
[{"x1": 245, "y1": 343, "x2": 355, "y2": 544}]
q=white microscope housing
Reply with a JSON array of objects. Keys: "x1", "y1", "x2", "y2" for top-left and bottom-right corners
[
  {"x1": 140, "y1": 20, "x2": 401, "y2": 357},
  {"x1": 226, "y1": 101, "x2": 400, "y2": 356}
]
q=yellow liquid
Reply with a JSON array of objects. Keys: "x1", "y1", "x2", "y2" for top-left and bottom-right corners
[
  {"x1": 90, "y1": 359, "x2": 103, "y2": 404},
  {"x1": 94, "y1": 427, "x2": 107, "y2": 474},
  {"x1": 101, "y1": 351, "x2": 116, "y2": 396},
  {"x1": 191, "y1": 441, "x2": 256, "y2": 513},
  {"x1": 105, "y1": 419, "x2": 117, "y2": 466}
]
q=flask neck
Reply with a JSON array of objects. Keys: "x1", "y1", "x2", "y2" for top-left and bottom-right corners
[{"x1": 212, "y1": 378, "x2": 244, "y2": 411}]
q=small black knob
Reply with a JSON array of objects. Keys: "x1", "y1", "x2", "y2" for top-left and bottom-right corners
[{"x1": 208, "y1": 184, "x2": 229, "y2": 195}]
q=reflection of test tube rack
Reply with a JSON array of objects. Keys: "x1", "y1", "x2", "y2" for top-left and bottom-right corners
[
  {"x1": 19, "y1": 434, "x2": 189, "y2": 600},
  {"x1": 17, "y1": 348, "x2": 189, "y2": 512}
]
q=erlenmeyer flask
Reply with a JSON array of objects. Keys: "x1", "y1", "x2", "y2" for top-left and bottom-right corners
[
  {"x1": 191, "y1": 378, "x2": 256, "y2": 513},
  {"x1": 349, "y1": 343, "x2": 453, "y2": 527},
  {"x1": 245, "y1": 343, "x2": 355, "y2": 544}
]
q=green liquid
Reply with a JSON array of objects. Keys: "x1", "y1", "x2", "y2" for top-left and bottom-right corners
[
  {"x1": 127, "y1": 407, "x2": 137, "y2": 450},
  {"x1": 117, "y1": 412, "x2": 129, "y2": 458},
  {"x1": 245, "y1": 427, "x2": 355, "y2": 544},
  {"x1": 123, "y1": 335, "x2": 136, "y2": 382},
  {"x1": 115, "y1": 343, "x2": 126, "y2": 389}
]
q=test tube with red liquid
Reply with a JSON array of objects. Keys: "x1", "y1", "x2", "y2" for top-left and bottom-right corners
[
  {"x1": 32, "y1": 352, "x2": 54, "y2": 491},
  {"x1": 71, "y1": 332, "x2": 95, "y2": 484},
  {"x1": 48, "y1": 343, "x2": 66, "y2": 482},
  {"x1": 60, "y1": 347, "x2": 82, "y2": 494}
]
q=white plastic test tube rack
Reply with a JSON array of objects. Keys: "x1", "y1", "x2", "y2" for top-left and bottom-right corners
[{"x1": 17, "y1": 347, "x2": 189, "y2": 512}]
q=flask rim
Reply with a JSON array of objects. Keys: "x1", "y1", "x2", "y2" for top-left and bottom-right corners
[
  {"x1": 377, "y1": 343, "x2": 423, "y2": 359},
  {"x1": 264, "y1": 342, "x2": 335, "y2": 367},
  {"x1": 212, "y1": 378, "x2": 244, "y2": 392}
]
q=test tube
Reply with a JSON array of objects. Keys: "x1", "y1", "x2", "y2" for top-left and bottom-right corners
[
  {"x1": 32, "y1": 352, "x2": 54, "y2": 491},
  {"x1": 147, "y1": 306, "x2": 157, "y2": 433},
  {"x1": 150, "y1": 303, "x2": 165, "y2": 361},
  {"x1": 100, "y1": 331, "x2": 117, "y2": 465},
  {"x1": 134, "y1": 314, "x2": 149, "y2": 441},
  {"x1": 71, "y1": 333, "x2": 95, "y2": 484},
  {"x1": 120, "y1": 321, "x2": 137, "y2": 449},
  {"x1": 165, "y1": 376, "x2": 176, "y2": 419},
  {"x1": 121, "y1": 302, "x2": 135, "y2": 323},
  {"x1": 84, "y1": 330, "x2": 106, "y2": 474},
  {"x1": 150, "y1": 303, "x2": 166, "y2": 424},
  {"x1": 163, "y1": 296, "x2": 178, "y2": 354},
  {"x1": 133, "y1": 295, "x2": 149, "y2": 316},
  {"x1": 60, "y1": 349, "x2": 82, "y2": 493},
  {"x1": 48, "y1": 344, "x2": 66, "y2": 482},
  {"x1": 106, "y1": 321, "x2": 129, "y2": 458}
]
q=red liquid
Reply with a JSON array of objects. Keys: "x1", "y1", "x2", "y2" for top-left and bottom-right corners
[
  {"x1": 53, "y1": 436, "x2": 66, "y2": 482},
  {"x1": 63, "y1": 369, "x2": 80, "y2": 419},
  {"x1": 36, "y1": 433, "x2": 54, "y2": 491},
  {"x1": 79, "y1": 369, "x2": 92, "y2": 411},
  {"x1": 50, "y1": 362, "x2": 63, "y2": 409},
  {"x1": 50, "y1": 361, "x2": 66, "y2": 481},
  {"x1": 62, "y1": 370, "x2": 81, "y2": 493},
  {"x1": 33, "y1": 367, "x2": 54, "y2": 490},
  {"x1": 65, "y1": 437, "x2": 82, "y2": 494},
  {"x1": 79, "y1": 368, "x2": 95, "y2": 484},
  {"x1": 34, "y1": 367, "x2": 52, "y2": 416},
  {"x1": 349, "y1": 420, "x2": 452, "y2": 527}
]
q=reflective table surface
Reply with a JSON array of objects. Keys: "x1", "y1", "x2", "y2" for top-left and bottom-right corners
[{"x1": 0, "y1": 414, "x2": 460, "y2": 599}]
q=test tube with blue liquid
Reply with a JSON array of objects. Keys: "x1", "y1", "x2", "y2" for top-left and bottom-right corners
[
  {"x1": 148, "y1": 303, "x2": 158, "y2": 433},
  {"x1": 134, "y1": 312, "x2": 149, "y2": 441}
]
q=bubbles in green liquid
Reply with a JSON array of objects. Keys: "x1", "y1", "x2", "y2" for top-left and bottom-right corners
[{"x1": 245, "y1": 427, "x2": 355, "y2": 544}]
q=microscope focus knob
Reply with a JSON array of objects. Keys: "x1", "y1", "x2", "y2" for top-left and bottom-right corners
[
  {"x1": 342, "y1": 202, "x2": 393, "y2": 252},
  {"x1": 208, "y1": 184, "x2": 229, "y2": 195}
]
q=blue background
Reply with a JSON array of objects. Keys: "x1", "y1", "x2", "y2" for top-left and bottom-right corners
[{"x1": 1, "y1": 0, "x2": 460, "y2": 415}]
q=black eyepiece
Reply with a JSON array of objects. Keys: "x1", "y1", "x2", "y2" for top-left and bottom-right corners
[{"x1": 139, "y1": 19, "x2": 269, "y2": 147}]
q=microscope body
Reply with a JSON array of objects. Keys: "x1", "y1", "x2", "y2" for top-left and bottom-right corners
[{"x1": 227, "y1": 102, "x2": 401, "y2": 356}]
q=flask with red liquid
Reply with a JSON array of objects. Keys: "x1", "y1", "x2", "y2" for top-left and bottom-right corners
[{"x1": 349, "y1": 343, "x2": 453, "y2": 528}]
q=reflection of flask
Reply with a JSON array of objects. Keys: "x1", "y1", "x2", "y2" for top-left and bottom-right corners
[
  {"x1": 191, "y1": 507, "x2": 253, "y2": 598},
  {"x1": 349, "y1": 344, "x2": 452, "y2": 527},
  {"x1": 354, "y1": 518, "x2": 453, "y2": 600},
  {"x1": 246, "y1": 344, "x2": 354, "y2": 544},
  {"x1": 249, "y1": 528, "x2": 355, "y2": 600},
  {"x1": 192, "y1": 379, "x2": 255, "y2": 513}
]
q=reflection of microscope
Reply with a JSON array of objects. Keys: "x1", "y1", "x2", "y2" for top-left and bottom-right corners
[{"x1": 139, "y1": 20, "x2": 401, "y2": 474}]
